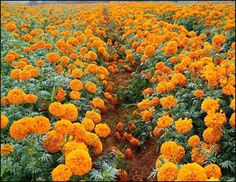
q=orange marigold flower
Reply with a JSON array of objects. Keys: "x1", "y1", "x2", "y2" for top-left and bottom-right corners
[
  {"x1": 222, "y1": 84, "x2": 235, "y2": 96},
  {"x1": 55, "y1": 87, "x2": 67, "y2": 102},
  {"x1": 201, "y1": 98, "x2": 219, "y2": 113},
  {"x1": 203, "y1": 127, "x2": 221, "y2": 144},
  {"x1": 140, "y1": 109, "x2": 153, "y2": 122},
  {"x1": 6, "y1": 22, "x2": 16, "y2": 31},
  {"x1": 191, "y1": 147, "x2": 206, "y2": 165},
  {"x1": 188, "y1": 135, "x2": 200, "y2": 147},
  {"x1": 54, "y1": 119, "x2": 73, "y2": 135},
  {"x1": 95, "y1": 123, "x2": 111, "y2": 138},
  {"x1": 51, "y1": 164, "x2": 72, "y2": 182},
  {"x1": 1, "y1": 96, "x2": 9, "y2": 104},
  {"x1": 65, "y1": 149, "x2": 92, "y2": 176},
  {"x1": 10, "y1": 69, "x2": 21, "y2": 80},
  {"x1": 177, "y1": 163, "x2": 207, "y2": 181},
  {"x1": 61, "y1": 103, "x2": 78, "y2": 122},
  {"x1": 1, "y1": 144, "x2": 14, "y2": 157},
  {"x1": 85, "y1": 110, "x2": 101, "y2": 124},
  {"x1": 7, "y1": 88, "x2": 26, "y2": 104},
  {"x1": 36, "y1": 60, "x2": 44, "y2": 67},
  {"x1": 204, "y1": 164, "x2": 222, "y2": 179},
  {"x1": 46, "y1": 52, "x2": 60, "y2": 63},
  {"x1": 175, "y1": 118, "x2": 193, "y2": 134},
  {"x1": 92, "y1": 97, "x2": 105, "y2": 108},
  {"x1": 160, "y1": 95, "x2": 177, "y2": 109},
  {"x1": 48, "y1": 102, "x2": 66, "y2": 117},
  {"x1": 84, "y1": 82, "x2": 97, "y2": 94},
  {"x1": 43, "y1": 130, "x2": 64, "y2": 153},
  {"x1": 69, "y1": 91, "x2": 81, "y2": 100},
  {"x1": 229, "y1": 113, "x2": 235, "y2": 127},
  {"x1": 72, "y1": 123, "x2": 86, "y2": 141},
  {"x1": 1, "y1": 115, "x2": 9, "y2": 129},
  {"x1": 86, "y1": 51, "x2": 97, "y2": 61},
  {"x1": 194, "y1": 89, "x2": 204, "y2": 98},
  {"x1": 144, "y1": 45, "x2": 155, "y2": 56},
  {"x1": 204, "y1": 112, "x2": 226, "y2": 128},
  {"x1": 80, "y1": 47, "x2": 88, "y2": 54},
  {"x1": 31, "y1": 116, "x2": 50, "y2": 134},
  {"x1": 63, "y1": 141, "x2": 88, "y2": 156},
  {"x1": 157, "y1": 162, "x2": 178, "y2": 181},
  {"x1": 19, "y1": 70, "x2": 31, "y2": 81},
  {"x1": 69, "y1": 79, "x2": 83, "y2": 91},
  {"x1": 81, "y1": 117, "x2": 95, "y2": 132},
  {"x1": 24, "y1": 94, "x2": 38, "y2": 104},
  {"x1": 230, "y1": 99, "x2": 235, "y2": 111},
  {"x1": 157, "y1": 115, "x2": 173, "y2": 129},
  {"x1": 9, "y1": 117, "x2": 31, "y2": 140},
  {"x1": 71, "y1": 68, "x2": 83, "y2": 79}
]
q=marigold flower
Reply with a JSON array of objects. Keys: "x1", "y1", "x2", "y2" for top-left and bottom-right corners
[
  {"x1": 71, "y1": 68, "x2": 83, "y2": 79},
  {"x1": 1, "y1": 144, "x2": 14, "y2": 157},
  {"x1": 10, "y1": 69, "x2": 21, "y2": 80},
  {"x1": 175, "y1": 118, "x2": 193, "y2": 134},
  {"x1": 46, "y1": 52, "x2": 60, "y2": 63},
  {"x1": 48, "y1": 102, "x2": 66, "y2": 117},
  {"x1": 230, "y1": 99, "x2": 235, "y2": 111},
  {"x1": 63, "y1": 141, "x2": 88, "y2": 156},
  {"x1": 92, "y1": 97, "x2": 105, "y2": 108},
  {"x1": 6, "y1": 22, "x2": 16, "y2": 31},
  {"x1": 144, "y1": 45, "x2": 155, "y2": 56},
  {"x1": 65, "y1": 149, "x2": 92, "y2": 176},
  {"x1": 204, "y1": 112, "x2": 226, "y2": 128},
  {"x1": 1, "y1": 115, "x2": 9, "y2": 129},
  {"x1": 177, "y1": 163, "x2": 207, "y2": 181},
  {"x1": 9, "y1": 117, "x2": 31, "y2": 140},
  {"x1": 7, "y1": 88, "x2": 26, "y2": 104},
  {"x1": 204, "y1": 164, "x2": 222, "y2": 179},
  {"x1": 194, "y1": 89, "x2": 204, "y2": 98},
  {"x1": 54, "y1": 119, "x2": 73, "y2": 135},
  {"x1": 160, "y1": 95, "x2": 177, "y2": 108},
  {"x1": 84, "y1": 82, "x2": 97, "y2": 94},
  {"x1": 69, "y1": 79, "x2": 83, "y2": 91},
  {"x1": 36, "y1": 60, "x2": 44, "y2": 67},
  {"x1": 43, "y1": 130, "x2": 64, "y2": 153},
  {"x1": 24, "y1": 94, "x2": 38, "y2": 104},
  {"x1": 51, "y1": 164, "x2": 72, "y2": 182},
  {"x1": 229, "y1": 113, "x2": 235, "y2": 127},
  {"x1": 157, "y1": 162, "x2": 178, "y2": 181},
  {"x1": 188, "y1": 135, "x2": 200, "y2": 147},
  {"x1": 140, "y1": 109, "x2": 153, "y2": 122},
  {"x1": 61, "y1": 103, "x2": 78, "y2": 122},
  {"x1": 32, "y1": 116, "x2": 50, "y2": 134},
  {"x1": 203, "y1": 127, "x2": 221, "y2": 144},
  {"x1": 157, "y1": 115, "x2": 173, "y2": 129},
  {"x1": 55, "y1": 87, "x2": 67, "y2": 102},
  {"x1": 69, "y1": 91, "x2": 81, "y2": 100},
  {"x1": 81, "y1": 117, "x2": 95, "y2": 131},
  {"x1": 191, "y1": 147, "x2": 206, "y2": 165},
  {"x1": 86, "y1": 51, "x2": 97, "y2": 61},
  {"x1": 95, "y1": 123, "x2": 111, "y2": 138},
  {"x1": 201, "y1": 98, "x2": 219, "y2": 113}
]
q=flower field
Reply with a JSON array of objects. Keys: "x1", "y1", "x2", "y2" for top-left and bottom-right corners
[{"x1": 1, "y1": 1, "x2": 235, "y2": 181}]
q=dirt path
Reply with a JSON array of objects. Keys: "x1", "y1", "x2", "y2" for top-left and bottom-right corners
[{"x1": 101, "y1": 71, "x2": 158, "y2": 181}]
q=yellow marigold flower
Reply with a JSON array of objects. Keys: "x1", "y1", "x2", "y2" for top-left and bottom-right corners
[
  {"x1": 160, "y1": 141, "x2": 185, "y2": 163},
  {"x1": 1, "y1": 115, "x2": 9, "y2": 129},
  {"x1": 95, "y1": 123, "x2": 111, "y2": 138},
  {"x1": 54, "y1": 119, "x2": 73, "y2": 135},
  {"x1": 61, "y1": 103, "x2": 78, "y2": 122},
  {"x1": 51, "y1": 164, "x2": 72, "y2": 182},
  {"x1": 191, "y1": 147, "x2": 206, "y2": 165},
  {"x1": 222, "y1": 84, "x2": 235, "y2": 96},
  {"x1": 71, "y1": 68, "x2": 83, "y2": 79},
  {"x1": 203, "y1": 127, "x2": 221, "y2": 144},
  {"x1": 177, "y1": 163, "x2": 207, "y2": 181},
  {"x1": 7, "y1": 88, "x2": 26, "y2": 104},
  {"x1": 157, "y1": 162, "x2": 178, "y2": 181},
  {"x1": 65, "y1": 149, "x2": 92, "y2": 176},
  {"x1": 81, "y1": 117, "x2": 95, "y2": 131},
  {"x1": 230, "y1": 99, "x2": 235, "y2": 111},
  {"x1": 157, "y1": 115, "x2": 173, "y2": 129},
  {"x1": 69, "y1": 91, "x2": 81, "y2": 100},
  {"x1": 175, "y1": 118, "x2": 193, "y2": 134},
  {"x1": 204, "y1": 112, "x2": 226, "y2": 128},
  {"x1": 92, "y1": 97, "x2": 105, "y2": 108},
  {"x1": 207, "y1": 177, "x2": 220, "y2": 181},
  {"x1": 85, "y1": 64, "x2": 97, "y2": 74},
  {"x1": 69, "y1": 79, "x2": 83, "y2": 91},
  {"x1": 43, "y1": 130, "x2": 64, "y2": 153},
  {"x1": 24, "y1": 94, "x2": 38, "y2": 104},
  {"x1": 194, "y1": 89, "x2": 204, "y2": 98},
  {"x1": 201, "y1": 98, "x2": 219, "y2": 113},
  {"x1": 32, "y1": 116, "x2": 50, "y2": 134},
  {"x1": 86, "y1": 51, "x2": 97, "y2": 61},
  {"x1": 1, "y1": 144, "x2": 14, "y2": 157},
  {"x1": 9, "y1": 117, "x2": 31, "y2": 140},
  {"x1": 204, "y1": 164, "x2": 222, "y2": 179},
  {"x1": 85, "y1": 110, "x2": 101, "y2": 124},
  {"x1": 46, "y1": 52, "x2": 60, "y2": 63},
  {"x1": 188, "y1": 135, "x2": 200, "y2": 147},
  {"x1": 229, "y1": 113, "x2": 235, "y2": 127},
  {"x1": 160, "y1": 95, "x2": 177, "y2": 109},
  {"x1": 84, "y1": 82, "x2": 97, "y2": 94},
  {"x1": 48, "y1": 102, "x2": 66, "y2": 117},
  {"x1": 171, "y1": 73, "x2": 186, "y2": 87},
  {"x1": 63, "y1": 141, "x2": 88, "y2": 156}
]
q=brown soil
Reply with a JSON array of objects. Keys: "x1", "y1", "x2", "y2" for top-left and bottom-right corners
[{"x1": 101, "y1": 71, "x2": 158, "y2": 181}]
